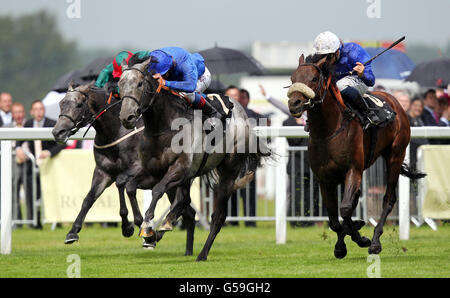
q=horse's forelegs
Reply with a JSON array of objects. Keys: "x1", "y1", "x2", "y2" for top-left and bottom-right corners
[
  {"x1": 65, "y1": 168, "x2": 113, "y2": 244},
  {"x1": 370, "y1": 153, "x2": 404, "y2": 254},
  {"x1": 116, "y1": 184, "x2": 134, "y2": 238},
  {"x1": 341, "y1": 168, "x2": 371, "y2": 248},
  {"x1": 160, "y1": 182, "x2": 191, "y2": 231},
  {"x1": 321, "y1": 183, "x2": 347, "y2": 258},
  {"x1": 140, "y1": 162, "x2": 186, "y2": 239}
]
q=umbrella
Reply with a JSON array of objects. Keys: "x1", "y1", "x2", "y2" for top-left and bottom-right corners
[
  {"x1": 51, "y1": 69, "x2": 88, "y2": 92},
  {"x1": 78, "y1": 56, "x2": 114, "y2": 80},
  {"x1": 406, "y1": 57, "x2": 450, "y2": 87},
  {"x1": 42, "y1": 91, "x2": 66, "y2": 120},
  {"x1": 365, "y1": 47, "x2": 415, "y2": 80},
  {"x1": 205, "y1": 79, "x2": 226, "y2": 94},
  {"x1": 198, "y1": 46, "x2": 266, "y2": 75}
]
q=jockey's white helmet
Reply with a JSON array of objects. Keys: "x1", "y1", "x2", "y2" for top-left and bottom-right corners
[{"x1": 313, "y1": 31, "x2": 341, "y2": 55}]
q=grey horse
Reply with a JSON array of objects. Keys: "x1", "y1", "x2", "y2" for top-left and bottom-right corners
[
  {"x1": 52, "y1": 83, "x2": 196, "y2": 255},
  {"x1": 118, "y1": 57, "x2": 271, "y2": 261}
]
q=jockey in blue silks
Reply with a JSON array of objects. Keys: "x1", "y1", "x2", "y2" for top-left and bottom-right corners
[
  {"x1": 147, "y1": 47, "x2": 224, "y2": 120},
  {"x1": 312, "y1": 31, "x2": 381, "y2": 130}
]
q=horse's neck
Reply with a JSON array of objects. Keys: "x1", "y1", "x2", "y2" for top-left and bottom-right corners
[
  {"x1": 89, "y1": 95, "x2": 121, "y2": 144},
  {"x1": 308, "y1": 91, "x2": 343, "y2": 139},
  {"x1": 143, "y1": 94, "x2": 187, "y2": 136}
]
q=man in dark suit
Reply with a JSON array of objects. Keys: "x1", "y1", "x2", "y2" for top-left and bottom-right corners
[
  {"x1": 15, "y1": 100, "x2": 65, "y2": 229},
  {"x1": 420, "y1": 89, "x2": 438, "y2": 126}
]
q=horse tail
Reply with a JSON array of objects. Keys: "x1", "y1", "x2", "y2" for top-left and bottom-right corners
[
  {"x1": 400, "y1": 163, "x2": 426, "y2": 180},
  {"x1": 233, "y1": 135, "x2": 274, "y2": 189},
  {"x1": 201, "y1": 129, "x2": 273, "y2": 190}
]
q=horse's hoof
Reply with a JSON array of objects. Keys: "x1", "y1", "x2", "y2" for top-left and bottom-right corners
[
  {"x1": 368, "y1": 243, "x2": 382, "y2": 254},
  {"x1": 334, "y1": 247, "x2": 347, "y2": 259},
  {"x1": 196, "y1": 255, "x2": 207, "y2": 262},
  {"x1": 64, "y1": 233, "x2": 79, "y2": 244},
  {"x1": 159, "y1": 220, "x2": 173, "y2": 231},
  {"x1": 121, "y1": 223, "x2": 134, "y2": 238},
  {"x1": 358, "y1": 236, "x2": 372, "y2": 248},
  {"x1": 142, "y1": 239, "x2": 156, "y2": 250},
  {"x1": 139, "y1": 226, "x2": 155, "y2": 238}
]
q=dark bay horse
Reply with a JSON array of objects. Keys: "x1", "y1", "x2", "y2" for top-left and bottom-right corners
[
  {"x1": 118, "y1": 58, "x2": 270, "y2": 261},
  {"x1": 52, "y1": 83, "x2": 197, "y2": 255},
  {"x1": 287, "y1": 54, "x2": 425, "y2": 258}
]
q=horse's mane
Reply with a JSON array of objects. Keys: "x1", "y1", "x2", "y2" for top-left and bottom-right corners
[
  {"x1": 128, "y1": 54, "x2": 150, "y2": 68},
  {"x1": 84, "y1": 85, "x2": 119, "y2": 114}
]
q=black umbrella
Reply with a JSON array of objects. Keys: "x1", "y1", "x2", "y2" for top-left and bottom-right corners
[
  {"x1": 205, "y1": 79, "x2": 226, "y2": 94},
  {"x1": 198, "y1": 46, "x2": 266, "y2": 75},
  {"x1": 78, "y1": 56, "x2": 114, "y2": 80},
  {"x1": 51, "y1": 69, "x2": 89, "y2": 92},
  {"x1": 405, "y1": 57, "x2": 450, "y2": 87}
]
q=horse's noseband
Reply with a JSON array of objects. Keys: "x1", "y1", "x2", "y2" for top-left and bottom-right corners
[
  {"x1": 291, "y1": 63, "x2": 329, "y2": 109},
  {"x1": 121, "y1": 67, "x2": 158, "y2": 116},
  {"x1": 59, "y1": 90, "x2": 91, "y2": 134}
]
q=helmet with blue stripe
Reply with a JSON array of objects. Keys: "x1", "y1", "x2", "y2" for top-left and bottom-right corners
[{"x1": 147, "y1": 50, "x2": 173, "y2": 75}]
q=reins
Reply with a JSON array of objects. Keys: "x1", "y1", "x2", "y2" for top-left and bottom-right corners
[
  {"x1": 294, "y1": 63, "x2": 347, "y2": 110},
  {"x1": 292, "y1": 64, "x2": 351, "y2": 143},
  {"x1": 121, "y1": 66, "x2": 193, "y2": 127}
]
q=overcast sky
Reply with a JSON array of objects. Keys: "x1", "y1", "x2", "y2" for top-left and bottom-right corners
[{"x1": 1, "y1": 0, "x2": 449, "y2": 51}]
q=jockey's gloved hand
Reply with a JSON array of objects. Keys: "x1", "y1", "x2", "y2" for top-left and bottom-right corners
[{"x1": 153, "y1": 73, "x2": 166, "y2": 87}]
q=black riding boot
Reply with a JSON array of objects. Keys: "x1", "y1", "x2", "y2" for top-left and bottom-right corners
[{"x1": 341, "y1": 87, "x2": 381, "y2": 130}]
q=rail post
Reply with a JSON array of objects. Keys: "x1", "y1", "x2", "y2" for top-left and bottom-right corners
[
  {"x1": 399, "y1": 144, "x2": 410, "y2": 240},
  {"x1": 275, "y1": 137, "x2": 288, "y2": 244},
  {"x1": 1, "y1": 141, "x2": 12, "y2": 254}
]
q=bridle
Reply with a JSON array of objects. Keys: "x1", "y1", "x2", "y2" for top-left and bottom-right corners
[
  {"x1": 121, "y1": 67, "x2": 159, "y2": 116},
  {"x1": 294, "y1": 63, "x2": 330, "y2": 109},
  {"x1": 59, "y1": 89, "x2": 123, "y2": 137},
  {"x1": 58, "y1": 90, "x2": 92, "y2": 134}
]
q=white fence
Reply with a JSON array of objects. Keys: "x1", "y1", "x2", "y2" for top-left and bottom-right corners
[{"x1": 1, "y1": 126, "x2": 450, "y2": 254}]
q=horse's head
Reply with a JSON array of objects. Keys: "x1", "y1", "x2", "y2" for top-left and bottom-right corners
[
  {"x1": 52, "y1": 82, "x2": 94, "y2": 143},
  {"x1": 287, "y1": 54, "x2": 329, "y2": 117},
  {"x1": 119, "y1": 57, "x2": 156, "y2": 129}
]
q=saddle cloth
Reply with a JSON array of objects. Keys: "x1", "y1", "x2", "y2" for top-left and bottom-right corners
[
  {"x1": 349, "y1": 92, "x2": 396, "y2": 128},
  {"x1": 206, "y1": 93, "x2": 234, "y2": 119}
]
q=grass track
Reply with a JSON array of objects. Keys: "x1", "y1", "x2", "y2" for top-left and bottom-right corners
[{"x1": 0, "y1": 222, "x2": 449, "y2": 277}]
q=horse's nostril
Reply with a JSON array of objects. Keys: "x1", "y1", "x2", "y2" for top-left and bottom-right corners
[
  {"x1": 127, "y1": 115, "x2": 135, "y2": 122},
  {"x1": 136, "y1": 108, "x2": 142, "y2": 115},
  {"x1": 55, "y1": 129, "x2": 67, "y2": 138}
]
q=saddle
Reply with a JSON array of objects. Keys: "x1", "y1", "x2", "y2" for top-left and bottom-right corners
[{"x1": 348, "y1": 92, "x2": 396, "y2": 129}]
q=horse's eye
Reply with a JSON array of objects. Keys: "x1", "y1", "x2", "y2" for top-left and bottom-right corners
[
  {"x1": 312, "y1": 77, "x2": 319, "y2": 82},
  {"x1": 138, "y1": 81, "x2": 143, "y2": 88},
  {"x1": 76, "y1": 103, "x2": 83, "y2": 108}
]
